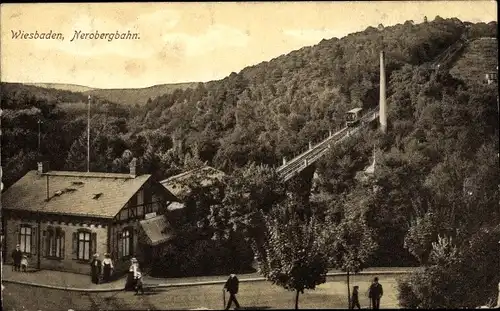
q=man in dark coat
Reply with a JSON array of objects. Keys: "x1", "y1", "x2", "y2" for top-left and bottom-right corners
[
  {"x1": 351, "y1": 285, "x2": 361, "y2": 309},
  {"x1": 368, "y1": 277, "x2": 383, "y2": 309},
  {"x1": 90, "y1": 253, "x2": 102, "y2": 284},
  {"x1": 11, "y1": 244, "x2": 22, "y2": 272},
  {"x1": 224, "y1": 274, "x2": 241, "y2": 310}
]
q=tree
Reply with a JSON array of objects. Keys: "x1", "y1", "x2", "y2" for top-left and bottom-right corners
[
  {"x1": 404, "y1": 211, "x2": 438, "y2": 264},
  {"x1": 322, "y1": 214, "x2": 377, "y2": 308},
  {"x1": 212, "y1": 162, "x2": 287, "y2": 241},
  {"x1": 398, "y1": 224, "x2": 500, "y2": 308},
  {"x1": 252, "y1": 199, "x2": 328, "y2": 309},
  {"x1": 183, "y1": 144, "x2": 205, "y2": 171}
]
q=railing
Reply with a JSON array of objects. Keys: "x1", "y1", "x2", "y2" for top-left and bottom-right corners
[{"x1": 277, "y1": 109, "x2": 379, "y2": 181}]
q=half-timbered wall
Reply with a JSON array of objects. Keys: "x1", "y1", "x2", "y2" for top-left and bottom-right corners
[{"x1": 110, "y1": 179, "x2": 173, "y2": 273}]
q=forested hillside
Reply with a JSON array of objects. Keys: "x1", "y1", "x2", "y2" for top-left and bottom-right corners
[
  {"x1": 449, "y1": 37, "x2": 498, "y2": 82},
  {"x1": 2, "y1": 17, "x2": 498, "y2": 276},
  {"x1": 83, "y1": 82, "x2": 199, "y2": 107},
  {"x1": 1, "y1": 82, "x2": 133, "y2": 188},
  {"x1": 129, "y1": 17, "x2": 496, "y2": 174}
]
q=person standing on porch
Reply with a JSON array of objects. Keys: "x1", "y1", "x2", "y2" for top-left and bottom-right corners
[
  {"x1": 101, "y1": 253, "x2": 114, "y2": 283},
  {"x1": 90, "y1": 253, "x2": 102, "y2": 284}
]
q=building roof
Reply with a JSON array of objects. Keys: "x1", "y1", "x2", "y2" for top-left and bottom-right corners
[
  {"x1": 2, "y1": 170, "x2": 152, "y2": 218},
  {"x1": 160, "y1": 166, "x2": 226, "y2": 199},
  {"x1": 139, "y1": 215, "x2": 174, "y2": 246}
]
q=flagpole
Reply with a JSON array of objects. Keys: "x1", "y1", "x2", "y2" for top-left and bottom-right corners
[{"x1": 87, "y1": 95, "x2": 91, "y2": 172}]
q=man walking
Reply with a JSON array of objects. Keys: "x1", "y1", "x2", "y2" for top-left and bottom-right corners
[
  {"x1": 351, "y1": 285, "x2": 361, "y2": 309},
  {"x1": 11, "y1": 244, "x2": 22, "y2": 272},
  {"x1": 224, "y1": 274, "x2": 241, "y2": 310},
  {"x1": 368, "y1": 277, "x2": 383, "y2": 309}
]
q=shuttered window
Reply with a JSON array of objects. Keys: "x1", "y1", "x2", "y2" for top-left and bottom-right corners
[{"x1": 45, "y1": 227, "x2": 65, "y2": 258}]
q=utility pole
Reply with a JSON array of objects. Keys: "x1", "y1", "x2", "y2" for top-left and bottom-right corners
[
  {"x1": 37, "y1": 119, "x2": 42, "y2": 160},
  {"x1": 87, "y1": 95, "x2": 91, "y2": 172},
  {"x1": 496, "y1": 66, "x2": 499, "y2": 120}
]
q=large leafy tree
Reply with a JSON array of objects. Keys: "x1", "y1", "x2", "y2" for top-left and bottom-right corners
[
  {"x1": 322, "y1": 214, "x2": 377, "y2": 308},
  {"x1": 252, "y1": 198, "x2": 328, "y2": 310}
]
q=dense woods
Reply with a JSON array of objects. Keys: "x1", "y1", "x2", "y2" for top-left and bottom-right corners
[{"x1": 1, "y1": 17, "x2": 498, "y2": 306}]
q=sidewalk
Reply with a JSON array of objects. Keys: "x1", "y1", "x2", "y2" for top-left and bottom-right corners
[
  {"x1": 2, "y1": 264, "x2": 417, "y2": 292},
  {"x1": 2, "y1": 264, "x2": 127, "y2": 292}
]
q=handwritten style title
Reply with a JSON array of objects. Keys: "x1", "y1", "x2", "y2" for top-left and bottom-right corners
[{"x1": 11, "y1": 30, "x2": 141, "y2": 42}]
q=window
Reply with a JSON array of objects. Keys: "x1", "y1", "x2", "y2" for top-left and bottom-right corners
[
  {"x1": 78, "y1": 231, "x2": 91, "y2": 260},
  {"x1": 72, "y1": 230, "x2": 96, "y2": 261},
  {"x1": 19, "y1": 225, "x2": 32, "y2": 254},
  {"x1": 45, "y1": 227, "x2": 65, "y2": 258},
  {"x1": 121, "y1": 228, "x2": 133, "y2": 258}
]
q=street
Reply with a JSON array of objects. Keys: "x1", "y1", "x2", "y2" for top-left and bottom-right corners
[{"x1": 2, "y1": 274, "x2": 403, "y2": 310}]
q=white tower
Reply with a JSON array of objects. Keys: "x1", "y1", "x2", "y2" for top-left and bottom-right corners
[{"x1": 379, "y1": 51, "x2": 387, "y2": 134}]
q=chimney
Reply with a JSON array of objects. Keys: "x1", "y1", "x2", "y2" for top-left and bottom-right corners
[
  {"x1": 379, "y1": 51, "x2": 387, "y2": 134},
  {"x1": 37, "y1": 161, "x2": 50, "y2": 174},
  {"x1": 129, "y1": 158, "x2": 137, "y2": 178}
]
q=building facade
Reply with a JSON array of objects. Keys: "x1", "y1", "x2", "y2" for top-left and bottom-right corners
[{"x1": 2, "y1": 161, "x2": 178, "y2": 275}]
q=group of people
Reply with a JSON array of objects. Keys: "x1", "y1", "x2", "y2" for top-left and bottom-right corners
[
  {"x1": 89, "y1": 253, "x2": 115, "y2": 284},
  {"x1": 351, "y1": 277, "x2": 384, "y2": 309},
  {"x1": 11, "y1": 244, "x2": 29, "y2": 272},
  {"x1": 89, "y1": 253, "x2": 144, "y2": 294},
  {"x1": 222, "y1": 274, "x2": 383, "y2": 310}
]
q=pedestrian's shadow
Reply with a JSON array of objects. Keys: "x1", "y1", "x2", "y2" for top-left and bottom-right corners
[{"x1": 238, "y1": 306, "x2": 271, "y2": 310}]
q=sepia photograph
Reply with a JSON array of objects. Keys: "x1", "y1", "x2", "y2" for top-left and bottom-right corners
[{"x1": 0, "y1": 1, "x2": 498, "y2": 310}]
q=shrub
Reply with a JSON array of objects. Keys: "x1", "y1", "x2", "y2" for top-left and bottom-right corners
[
  {"x1": 151, "y1": 236, "x2": 254, "y2": 277},
  {"x1": 398, "y1": 225, "x2": 500, "y2": 308}
]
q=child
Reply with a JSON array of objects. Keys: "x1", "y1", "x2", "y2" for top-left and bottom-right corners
[
  {"x1": 20, "y1": 254, "x2": 29, "y2": 272},
  {"x1": 351, "y1": 285, "x2": 361, "y2": 309},
  {"x1": 134, "y1": 263, "x2": 144, "y2": 295}
]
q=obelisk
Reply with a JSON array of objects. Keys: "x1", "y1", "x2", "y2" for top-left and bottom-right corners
[{"x1": 379, "y1": 51, "x2": 387, "y2": 134}]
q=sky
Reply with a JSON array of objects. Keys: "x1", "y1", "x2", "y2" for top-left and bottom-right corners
[{"x1": 0, "y1": 1, "x2": 497, "y2": 89}]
